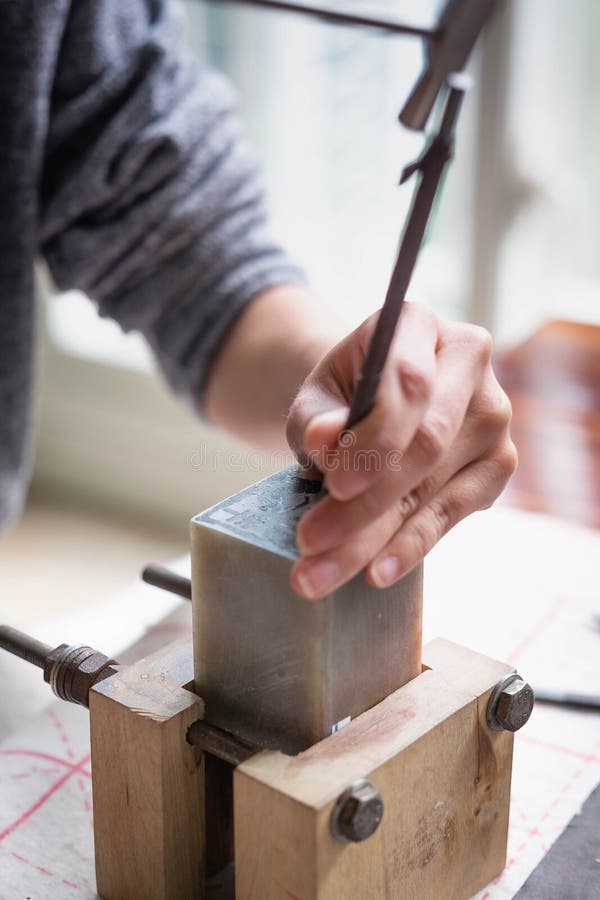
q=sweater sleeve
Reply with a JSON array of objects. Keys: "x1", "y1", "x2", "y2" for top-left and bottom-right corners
[{"x1": 39, "y1": 0, "x2": 305, "y2": 404}]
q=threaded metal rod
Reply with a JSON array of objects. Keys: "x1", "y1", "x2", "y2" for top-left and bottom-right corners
[
  {"x1": 0, "y1": 625, "x2": 52, "y2": 669},
  {"x1": 142, "y1": 565, "x2": 192, "y2": 601}
]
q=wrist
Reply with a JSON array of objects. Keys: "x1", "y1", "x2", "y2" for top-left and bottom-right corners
[{"x1": 203, "y1": 284, "x2": 346, "y2": 450}]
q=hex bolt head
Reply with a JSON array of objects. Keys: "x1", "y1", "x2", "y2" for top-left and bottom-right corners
[
  {"x1": 330, "y1": 779, "x2": 384, "y2": 843},
  {"x1": 487, "y1": 674, "x2": 535, "y2": 732}
]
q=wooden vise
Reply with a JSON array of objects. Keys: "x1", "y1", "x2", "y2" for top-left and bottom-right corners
[{"x1": 87, "y1": 468, "x2": 533, "y2": 899}]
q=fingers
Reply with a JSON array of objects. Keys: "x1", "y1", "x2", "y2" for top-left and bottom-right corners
[
  {"x1": 308, "y1": 303, "x2": 439, "y2": 499},
  {"x1": 286, "y1": 381, "x2": 344, "y2": 467},
  {"x1": 297, "y1": 323, "x2": 500, "y2": 558},
  {"x1": 365, "y1": 440, "x2": 518, "y2": 589},
  {"x1": 291, "y1": 304, "x2": 437, "y2": 500},
  {"x1": 287, "y1": 303, "x2": 515, "y2": 600},
  {"x1": 291, "y1": 439, "x2": 516, "y2": 599}
]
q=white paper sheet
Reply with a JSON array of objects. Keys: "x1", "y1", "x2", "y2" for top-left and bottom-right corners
[{"x1": 0, "y1": 507, "x2": 598, "y2": 898}]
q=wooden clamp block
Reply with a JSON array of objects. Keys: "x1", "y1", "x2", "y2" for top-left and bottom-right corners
[
  {"x1": 87, "y1": 636, "x2": 517, "y2": 900},
  {"x1": 89, "y1": 640, "x2": 205, "y2": 900},
  {"x1": 234, "y1": 638, "x2": 515, "y2": 900}
]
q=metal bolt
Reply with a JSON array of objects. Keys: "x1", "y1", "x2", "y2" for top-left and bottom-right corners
[
  {"x1": 487, "y1": 673, "x2": 535, "y2": 732},
  {"x1": 330, "y1": 779, "x2": 384, "y2": 843},
  {"x1": 0, "y1": 623, "x2": 118, "y2": 708}
]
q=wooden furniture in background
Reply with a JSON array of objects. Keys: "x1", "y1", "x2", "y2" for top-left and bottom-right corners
[{"x1": 495, "y1": 320, "x2": 600, "y2": 529}]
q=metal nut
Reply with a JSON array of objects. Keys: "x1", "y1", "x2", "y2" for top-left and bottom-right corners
[
  {"x1": 330, "y1": 779, "x2": 384, "y2": 843},
  {"x1": 487, "y1": 673, "x2": 535, "y2": 732},
  {"x1": 44, "y1": 644, "x2": 118, "y2": 707}
]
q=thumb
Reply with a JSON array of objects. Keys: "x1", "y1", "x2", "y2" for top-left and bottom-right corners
[
  {"x1": 287, "y1": 381, "x2": 348, "y2": 465},
  {"x1": 300, "y1": 406, "x2": 350, "y2": 473}
]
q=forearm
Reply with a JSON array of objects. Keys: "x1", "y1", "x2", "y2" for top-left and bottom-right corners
[{"x1": 203, "y1": 285, "x2": 347, "y2": 451}]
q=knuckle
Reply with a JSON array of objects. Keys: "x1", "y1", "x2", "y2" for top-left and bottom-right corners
[
  {"x1": 478, "y1": 389, "x2": 513, "y2": 434},
  {"x1": 395, "y1": 474, "x2": 438, "y2": 523},
  {"x1": 470, "y1": 325, "x2": 494, "y2": 364},
  {"x1": 455, "y1": 323, "x2": 494, "y2": 365},
  {"x1": 428, "y1": 497, "x2": 452, "y2": 536},
  {"x1": 413, "y1": 414, "x2": 451, "y2": 464},
  {"x1": 479, "y1": 441, "x2": 519, "y2": 510},
  {"x1": 395, "y1": 490, "x2": 420, "y2": 523},
  {"x1": 396, "y1": 359, "x2": 434, "y2": 404},
  {"x1": 406, "y1": 300, "x2": 439, "y2": 331},
  {"x1": 498, "y1": 440, "x2": 519, "y2": 477}
]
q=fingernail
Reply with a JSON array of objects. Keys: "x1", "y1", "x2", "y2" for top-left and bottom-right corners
[
  {"x1": 295, "y1": 558, "x2": 340, "y2": 599},
  {"x1": 370, "y1": 556, "x2": 400, "y2": 588}
]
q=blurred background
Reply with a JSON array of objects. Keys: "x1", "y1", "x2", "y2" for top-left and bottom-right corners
[{"x1": 3, "y1": 0, "x2": 599, "y2": 626}]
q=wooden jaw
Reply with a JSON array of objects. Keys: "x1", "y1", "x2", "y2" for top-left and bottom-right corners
[
  {"x1": 89, "y1": 637, "x2": 514, "y2": 900},
  {"x1": 234, "y1": 638, "x2": 514, "y2": 900},
  {"x1": 89, "y1": 640, "x2": 205, "y2": 900}
]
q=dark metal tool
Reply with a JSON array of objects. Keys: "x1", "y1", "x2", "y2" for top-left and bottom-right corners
[
  {"x1": 211, "y1": 0, "x2": 499, "y2": 428},
  {"x1": 346, "y1": 73, "x2": 469, "y2": 430},
  {"x1": 400, "y1": 0, "x2": 498, "y2": 130},
  {"x1": 142, "y1": 564, "x2": 192, "y2": 600},
  {"x1": 533, "y1": 688, "x2": 600, "y2": 713},
  {"x1": 213, "y1": 0, "x2": 499, "y2": 130}
]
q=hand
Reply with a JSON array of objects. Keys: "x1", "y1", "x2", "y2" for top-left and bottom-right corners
[{"x1": 286, "y1": 302, "x2": 517, "y2": 599}]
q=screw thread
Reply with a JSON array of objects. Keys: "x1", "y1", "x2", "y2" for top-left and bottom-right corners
[{"x1": 0, "y1": 625, "x2": 52, "y2": 669}]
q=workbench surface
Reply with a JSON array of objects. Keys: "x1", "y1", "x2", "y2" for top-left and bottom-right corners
[{"x1": 0, "y1": 504, "x2": 598, "y2": 899}]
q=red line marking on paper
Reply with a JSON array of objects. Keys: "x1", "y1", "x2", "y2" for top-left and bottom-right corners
[
  {"x1": 48, "y1": 708, "x2": 76, "y2": 760},
  {"x1": 6, "y1": 849, "x2": 80, "y2": 890},
  {"x1": 0, "y1": 754, "x2": 90, "y2": 842},
  {"x1": 517, "y1": 735, "x2": 600, "y2": 764},
  {"x1": 0, "y1": 748, "x2": 92, "y2": 776},
  {"x1": 507, "y1": 594, "x2": 570, "y2": 663},
  {"x1": 7, "y1": 766, "x2": 60, "y2": 782}
]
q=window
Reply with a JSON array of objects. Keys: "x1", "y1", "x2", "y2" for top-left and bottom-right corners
[
  {"x1": 38, "y1": 0, "x2": 596, "y2": 522},
  {"x1": 46, "y1": 0, "x2": 474, "y2": 371}
]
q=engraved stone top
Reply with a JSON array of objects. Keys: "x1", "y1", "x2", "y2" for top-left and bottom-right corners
[{"x1": 192, "y1": 466, "x2": 324, "y2": 560}]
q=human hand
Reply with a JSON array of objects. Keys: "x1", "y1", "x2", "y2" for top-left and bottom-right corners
[{"x1": 286, "y1": 302, "x2": 517, "y2": 599}]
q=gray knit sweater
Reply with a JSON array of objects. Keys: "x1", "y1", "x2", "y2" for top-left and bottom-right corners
[{"x1": 0, "y1": 0, "x2": 302, "y2": 529}]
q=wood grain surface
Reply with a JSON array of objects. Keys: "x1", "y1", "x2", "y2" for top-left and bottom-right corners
[
  {"x1": 234, "y1": 639, "x2": 514, "y2": 900},
  {"x1": 89, "y1": 640, "x2": 205, "y2": 900}
]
